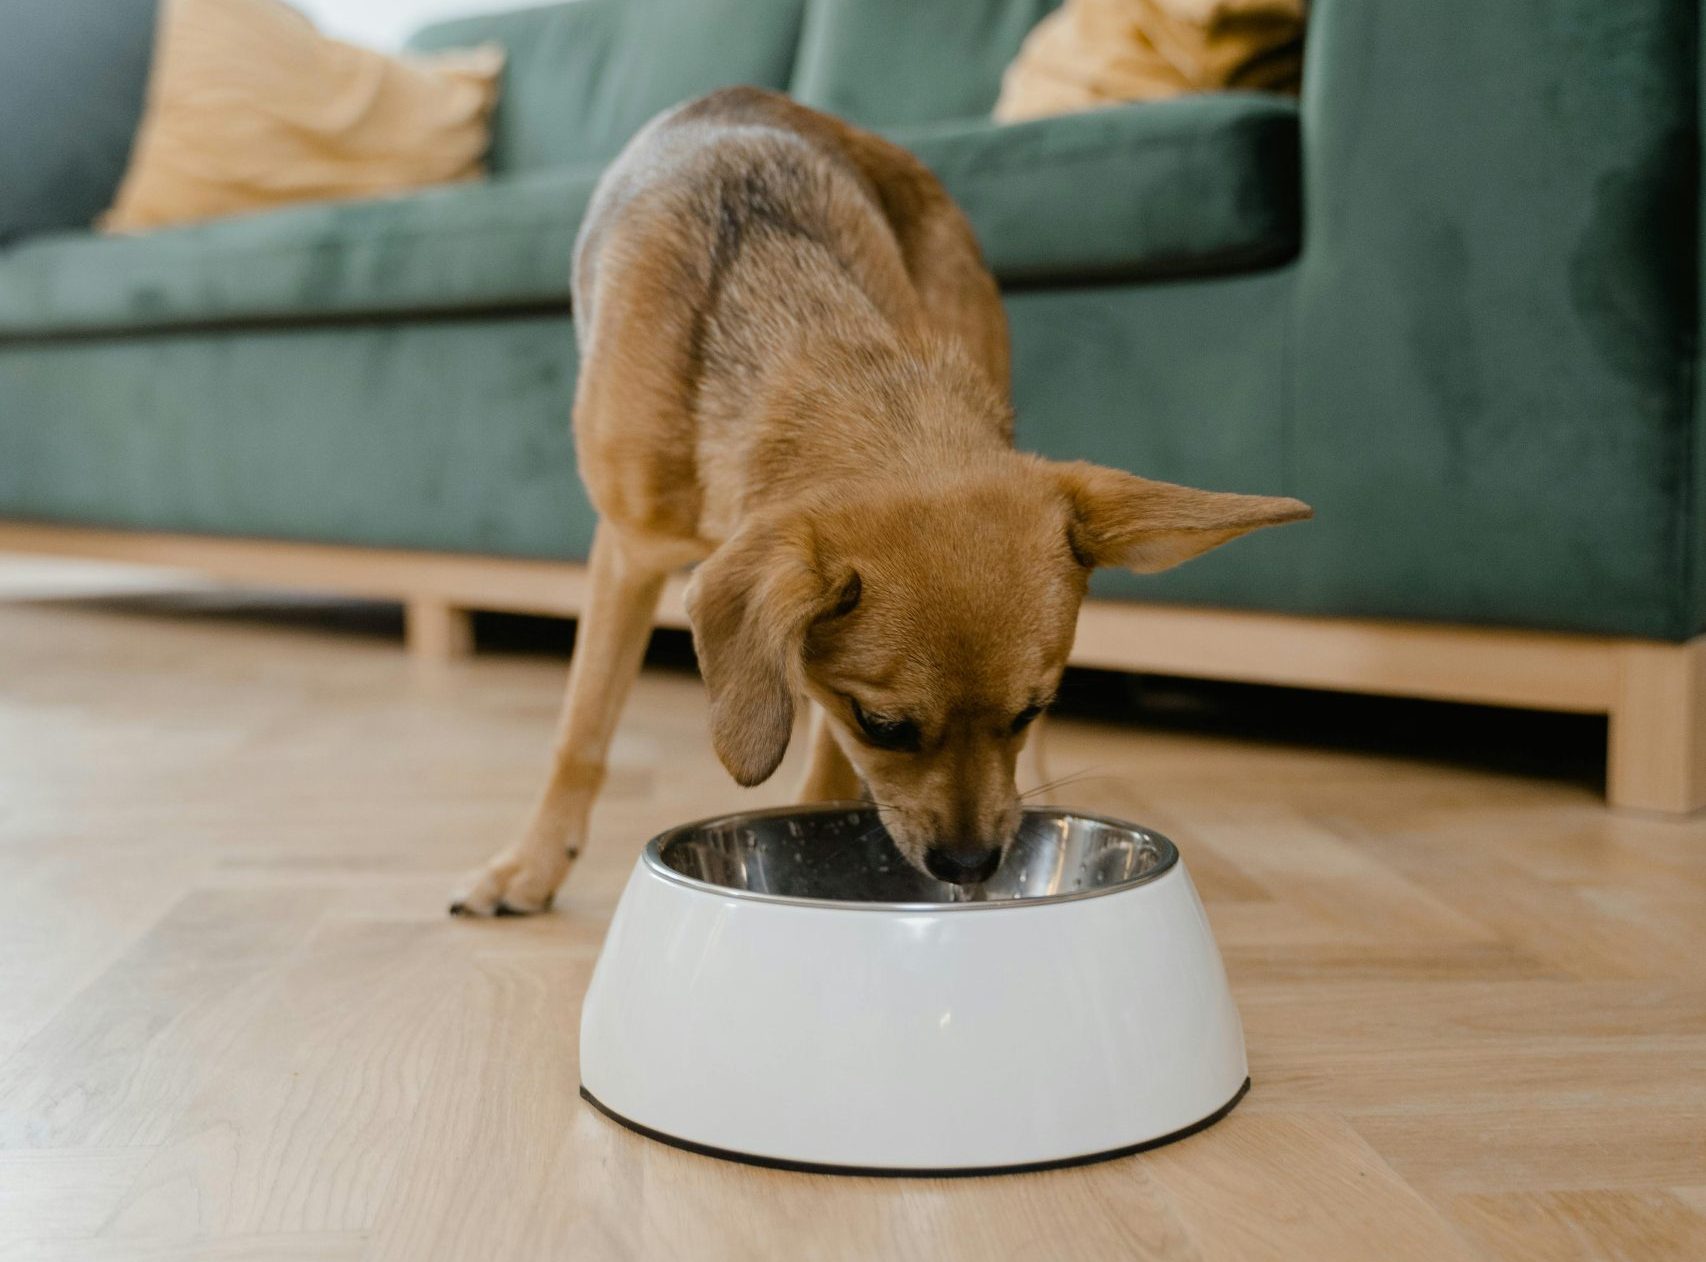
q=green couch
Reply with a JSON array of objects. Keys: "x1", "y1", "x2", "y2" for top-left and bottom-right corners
[{"x1": 2, "y1": 0, "x2": 1701, "y2": 807}]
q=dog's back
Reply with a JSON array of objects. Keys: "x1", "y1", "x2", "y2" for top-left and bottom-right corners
[
  {"x1": 568, "y1": 88, "x2": 1010, "y2": 544},
  {"x1": 574, "y1": 88, "x2": 992, "y2": 355}
]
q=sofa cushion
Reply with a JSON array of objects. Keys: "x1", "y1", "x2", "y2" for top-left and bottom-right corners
[
  {"x1": 0, "y1": 91, "x2": 1299, "y2": 336},
  {"x1": 898, "y1": 92, "x2": 1299, "y2": 283},
  {"x1": 0, "y1": 166, "x2": 598, "y2": 337},
  {"x1": 791, "y1": 0, "x2": 1060, "y2": 128},
  {"x1": 407, "y1": 0, "x2": 807, "y2": 174}
]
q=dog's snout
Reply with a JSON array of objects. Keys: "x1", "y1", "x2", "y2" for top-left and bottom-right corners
[{"x1": 924, "y1": 844, "x2": 1002, "y2": 886}]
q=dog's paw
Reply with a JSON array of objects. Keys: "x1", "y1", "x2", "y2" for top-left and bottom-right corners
[{"x1": 449, "y1": 847, "x2": 575, "y2": 918}]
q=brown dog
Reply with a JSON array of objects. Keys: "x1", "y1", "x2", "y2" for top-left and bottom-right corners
[{"x1": 451, "y1": 87, "x2": 1309, "y2": 915}]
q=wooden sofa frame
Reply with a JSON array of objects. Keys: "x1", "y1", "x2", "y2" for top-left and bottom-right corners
[{"x1": 2, "y1": 520, "x2": 1699, "y2": 815}]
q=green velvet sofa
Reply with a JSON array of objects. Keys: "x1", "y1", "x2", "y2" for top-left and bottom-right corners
[{"x1": 2, "y1": 0, "x2": 1701, "y2": 812}]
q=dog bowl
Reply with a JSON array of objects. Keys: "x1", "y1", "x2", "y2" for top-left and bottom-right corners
[{"x1": 579, "y1": 804, "x2": 1248, "y2": 1175}]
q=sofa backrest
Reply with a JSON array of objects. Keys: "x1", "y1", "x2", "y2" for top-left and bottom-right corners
[
  {"x1": 1292, "y1": 0, "x2": 1702, "y2": 637},
  {"x1": 407, "y1": 0, "x2": 807, "y2": 173},
  {"x1": 790, "y1": 0, "x2": 1060, "y2": 128}
]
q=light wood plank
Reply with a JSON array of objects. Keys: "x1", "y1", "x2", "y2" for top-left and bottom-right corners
[
  {"x1": 1353, "y1": 1108, "x2": 1706, "y2": 1193},
  {"x1": 0, "y1": 1148, "x2": 153, "y2": 1246},
  {"x1": 100, "y1": 921, "x2": 466, "y2": 1238},
  {"x1": 0, "y1": 891, "x2": 329, "y2": 1150},
  {"x1": 1448, "y1": 1190, "x2": 1706, "y2": 1262},
  {"x1": 1141, "y1": 1113, "x2": 1478, "y2": 1261},
  {"x1": 0, "y1": 1234, "x2": 369, "y2": 1262},
  {"x1": 361, "y1": 951, "x2": 593, "y2": 1262}
]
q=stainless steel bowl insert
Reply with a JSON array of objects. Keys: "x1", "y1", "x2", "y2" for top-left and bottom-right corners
[{"x1": 647, "y1": 804, "x2": 1178, "y2": 910}]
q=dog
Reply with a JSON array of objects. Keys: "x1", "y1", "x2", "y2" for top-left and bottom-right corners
[{"x1": 450, "y1": 87, "x2": 1310, "y2": 915}]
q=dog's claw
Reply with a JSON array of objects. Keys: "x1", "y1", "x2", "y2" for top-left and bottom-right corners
[{"x1": 451, "y1": 847, "x2": 573, "y2": 917}]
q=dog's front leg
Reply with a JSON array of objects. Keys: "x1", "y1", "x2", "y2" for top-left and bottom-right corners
[
  {"x1": 452, "y1": 526, "x2": 667, "y2": 915},
  {"x1": 795, "y1": 703, "x2": 863, "y2": 802}
]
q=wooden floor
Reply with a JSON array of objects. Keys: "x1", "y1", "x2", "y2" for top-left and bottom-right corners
[{"x1": 1, "y1": 562, "x2": 1703, "y2": 1261}]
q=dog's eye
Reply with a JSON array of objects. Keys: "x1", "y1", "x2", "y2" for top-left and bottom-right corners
[
  {"x1": 1010, "y1": 703, "x2": 1044, "y2": 734},
  {"x1": 849, "y1": 697, "x2": 921, "y2": 752}
]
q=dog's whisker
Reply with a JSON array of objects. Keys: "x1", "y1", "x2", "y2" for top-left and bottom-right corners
[
  {"x1": 860, "y1": 800, "x2": 912, "y2": 817},
  {"x1": 852, "y1": 823, "x2": 894, "y2": 848},
  {"x1": 1018, "y1": 768, "x2": 1104, "y2": 802}
]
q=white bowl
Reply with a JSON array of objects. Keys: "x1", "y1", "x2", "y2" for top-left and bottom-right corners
[{"x1": 579, "y1": 804, "x2": 1247, "y2": 1175}]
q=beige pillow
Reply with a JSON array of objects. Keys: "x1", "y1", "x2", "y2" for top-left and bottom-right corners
[
  {"x1": 104, "y1": 0, "x2": 502, "y2": 232},
  {"x1": 995, "y1": 0, "x2": 1304, "y2": 123}
]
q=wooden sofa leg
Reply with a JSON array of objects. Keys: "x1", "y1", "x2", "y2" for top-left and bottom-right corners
[
  {"x1": 404, "y1": 597, "x2": 474, "y2": 663},
  {"x1": 1607, "y1": 635, "x2": 1706, "y2": 814}
]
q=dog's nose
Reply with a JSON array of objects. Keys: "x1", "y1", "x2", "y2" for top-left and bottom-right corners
[{"x1": 924, "y1": 844, "x2": 1002, "y2": 885}]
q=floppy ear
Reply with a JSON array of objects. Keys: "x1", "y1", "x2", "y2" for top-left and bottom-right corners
[
  {"x1": 1054, "y1": 461, "x2": 1312, "y2": 573},
  {"x1": 685, "y1": 514, "x2": 829, "y2": 786}
]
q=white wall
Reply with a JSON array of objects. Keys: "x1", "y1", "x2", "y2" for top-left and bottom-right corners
[{"x1": 293, "y1": 0, "x2": 543, "y2": 50}]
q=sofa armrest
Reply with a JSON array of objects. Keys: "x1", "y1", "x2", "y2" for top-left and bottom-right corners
[{"x1": 1289, "y1": 0, "x2": 1702, "y2": 638}]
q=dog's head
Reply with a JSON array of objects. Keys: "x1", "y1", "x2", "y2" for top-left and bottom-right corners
[{"x1": 685, "y1": 455, "x2": 1309, "y2": 884}]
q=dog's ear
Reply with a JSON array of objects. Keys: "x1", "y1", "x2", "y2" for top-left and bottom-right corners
[
  {"x1": 685, "y1": 514, "x2": 829, "y2": 786},
  {"x1": 1053, "y1": 461, "x2": 1311, "y2": 573}
]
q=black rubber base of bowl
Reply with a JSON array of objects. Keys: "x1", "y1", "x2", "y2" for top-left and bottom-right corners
[{"x1": 579, "y1": 1076, "x2": 1250, "y2": 1179}]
